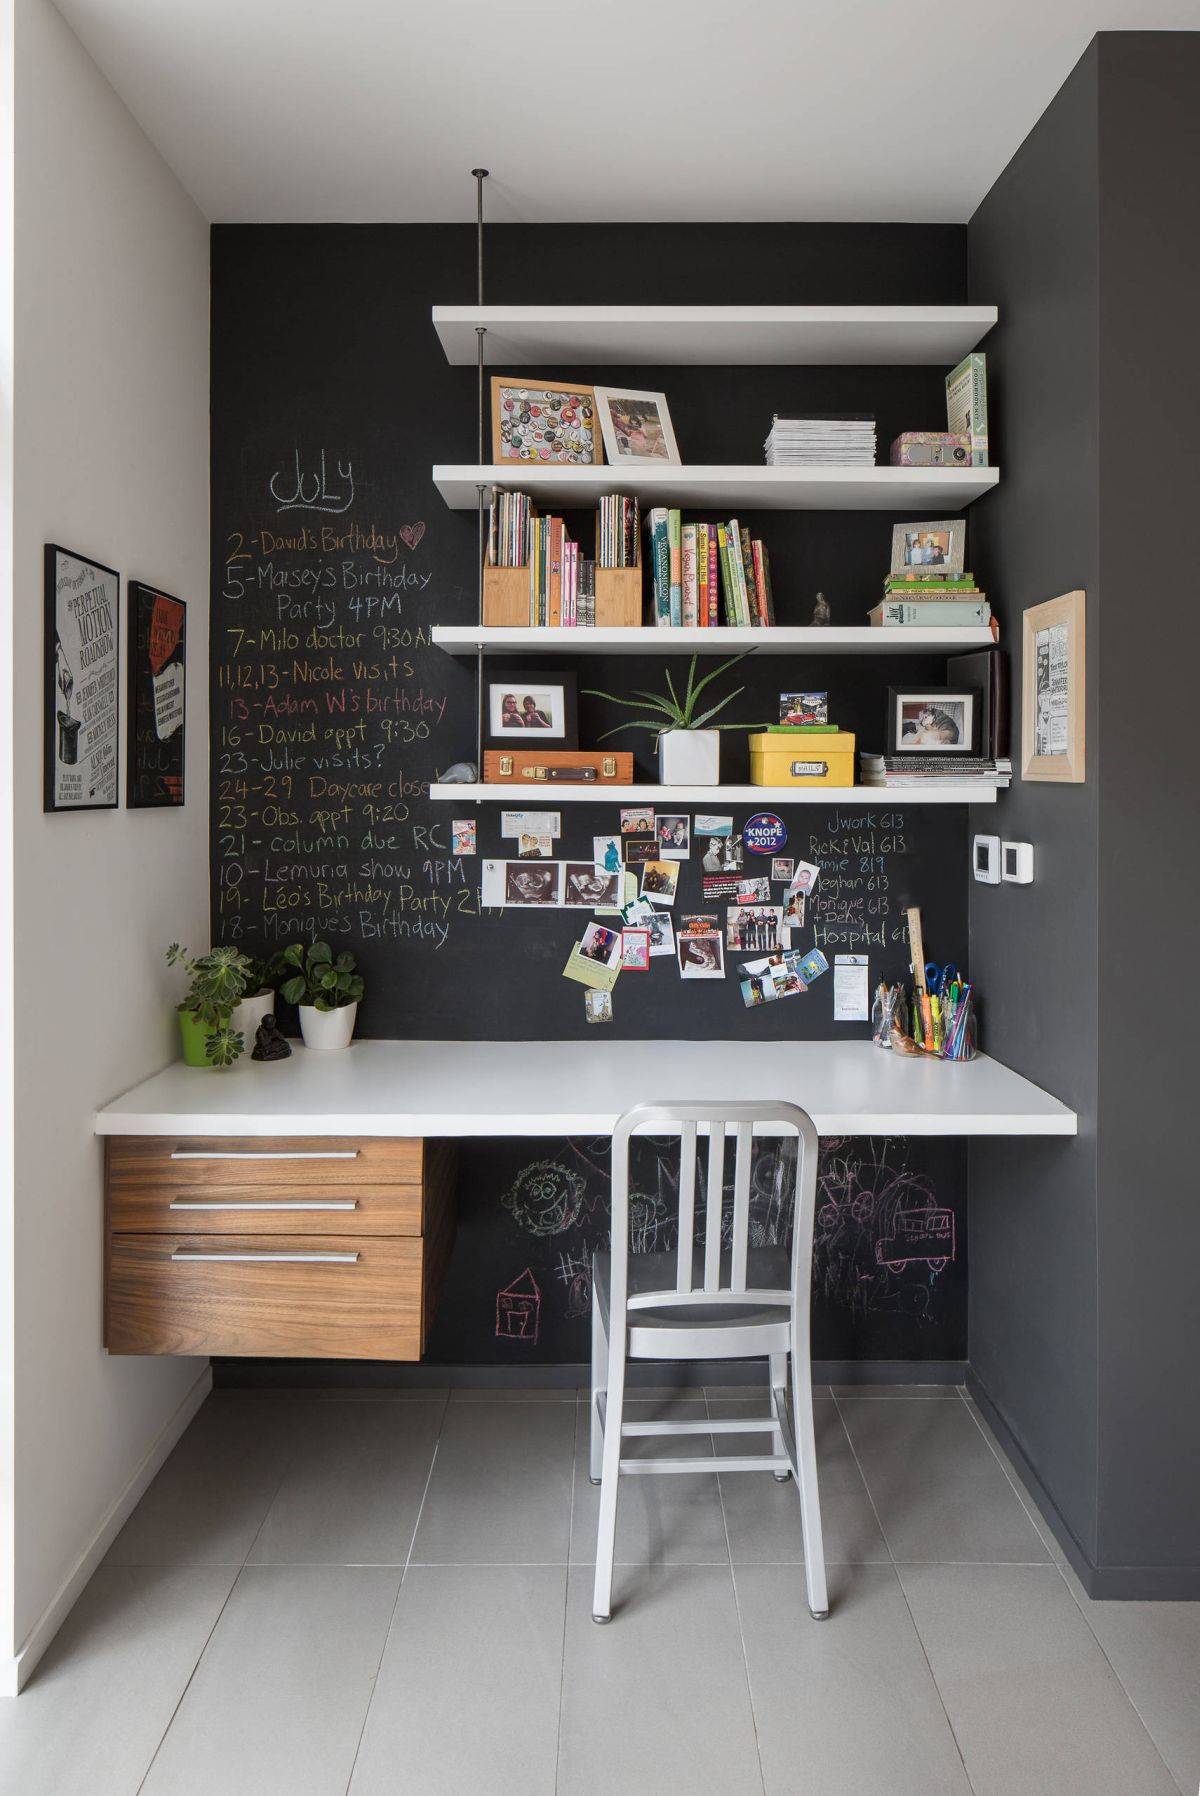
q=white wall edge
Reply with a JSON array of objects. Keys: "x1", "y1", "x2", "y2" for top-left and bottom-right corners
[{"x1": 1, "y1": 1362, "x2": 212, "y2": 1696}]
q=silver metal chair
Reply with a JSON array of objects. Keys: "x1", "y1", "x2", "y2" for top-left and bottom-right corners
[{"x1": 590, "y1": 1100, "x2": 828, "y2": 1623}]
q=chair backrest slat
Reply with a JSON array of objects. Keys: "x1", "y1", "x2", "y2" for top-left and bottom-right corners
[
  {"x1": 703, "y1": 1122, "x2": 726, "y2": 1292},
  {"x1": 676, "y1": 1121, "x2": 698, "y2": 1293},
  {"x1": 730, "y1": 1121, "x2": 753, "y2": 1292}
]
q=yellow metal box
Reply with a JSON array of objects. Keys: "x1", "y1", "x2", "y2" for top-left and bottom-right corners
[{"x1": 748, "y1": 731, "x2": 857, "y2": 787}]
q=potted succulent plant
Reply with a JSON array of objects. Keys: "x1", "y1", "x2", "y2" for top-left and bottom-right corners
[
  {"x1": 584, "y1": 653, "x2": 759, "y2": 785},
  {"x1": 166, "y1": 943, "x2": 255, "y2": 1068},
  {"x1": 278, "y1": 940, "x2": 364, "y2": 1051}
]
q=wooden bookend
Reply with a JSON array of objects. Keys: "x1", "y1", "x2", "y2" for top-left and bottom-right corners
[
  {"x1": 482, "y1": 563, "x2": 531, "y2": 627},
  {"x1": 594, "y1": 566, "x2": 643, "y2": 628}
]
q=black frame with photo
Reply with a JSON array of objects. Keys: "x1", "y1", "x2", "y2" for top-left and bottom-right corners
[
  {"x1": 127, "y1": 581, "x2": 187, "y2": 808},
  {"x1": 886, "y1": 687, "x2": 979, "y2": 756},
  {"x1": 44, "y1": 543, "x2": 121, "y2": 813},
  {"x1": 483, "y1": 669, "x2": 578, "y2": 750}
]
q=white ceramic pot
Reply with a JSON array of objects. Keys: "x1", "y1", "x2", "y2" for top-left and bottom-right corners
[
  {"x1": 232, "y1": 990, "x2": 274, "y2": 1044},
  {"x1": 657, "y1": 728, "x2": 720, "y2": 786},
  {"x1": 299, "y1": 1001, "x2": 358, "y2": 1051}
]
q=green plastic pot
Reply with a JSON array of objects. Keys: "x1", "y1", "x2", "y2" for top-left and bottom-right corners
[{"x1": 178, "y1": 1008, "x2": 218, "y2": 1068}]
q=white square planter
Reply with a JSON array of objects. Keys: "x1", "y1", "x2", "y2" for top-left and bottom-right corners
[{"x1": 657, "y1": 729, "x2": 720, "y2": 786}]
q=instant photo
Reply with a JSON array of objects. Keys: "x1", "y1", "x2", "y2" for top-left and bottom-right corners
[
  {"x1": 640, "y1": 859, "x2": 679, "y2": 905},
  {"x1": 678, "y1": 932, "x2": 725, "y2": 979},
  {"x1": 578, "y1": 921, "x2": 622, "y2": 966},
  {"x1": 656, "y1": 813, "x2": 690, "y2": 859},
  {"x1": 700, "y1": 835, "x2": 743, "y2": 873}
]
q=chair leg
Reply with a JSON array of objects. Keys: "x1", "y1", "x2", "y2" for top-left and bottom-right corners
[
  {"x1": 769, "y1": 1352, "x2": 790, "y2": 1480},
  {"x1": 790, "y1": 1345, "x2": 829, "y2": 1619},
  {"x1": 592, "y1": 1345, "x2": 626, "y2": 1623},
  {"x1": 589, "y1": 1287, "x2": 607, "y2": 1485}
]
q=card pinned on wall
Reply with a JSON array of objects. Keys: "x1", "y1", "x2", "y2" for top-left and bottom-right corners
[
  {"x1": 833, "y1": 954, "x2": 869, "y2": 1021},
  {"x1": 593, "y1": 834, "x2": 622, "y2": 874},
  {"x1": 694, "y1": 813, "x2": 732, "y2": 837},
  {"x1": 620, "y1": 929, "x2": 650, "y2": 970},
  {"x1": 501, "y1": 810, "x2": 561, "y2": 838},
  {"x1": 451, "y1": 820, "x2": 476, "y2": 856},
  {"x1": 584, "y1": 989, "x2": 613, "y2": 1023},
  {"x1": 563, "y1": 935, "x2": 621, "y2": 991},
  {"x1": 620, "y1": 806, "x2": 655, "y2": 833}
]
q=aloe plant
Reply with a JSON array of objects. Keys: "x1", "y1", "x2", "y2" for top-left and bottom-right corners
[
  {"x1": 583, "y1": 653, "x2": 760, "y2": 742},
  {"x1": 166, "y1": 943, "x2": 253, "y2": 1067},
  {"x1": 278, "y1": 940, "x2": 365, "y2": 1012}
]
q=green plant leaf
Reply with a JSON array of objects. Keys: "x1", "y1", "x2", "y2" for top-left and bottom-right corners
[
  {"x1": 687, "y1": 651, "x2": 755, "y2": 706},
  {"x1": 280, "y1": 975, "x2": 306, "y2": 1005},
  {"x1": 664, "y1": 664, "x2": 682, "y2": 718},
  {"x1": 595, "y1": 719, "x2": 673, "y2": 741},
  {"x1": 688, "y1": 685, "x2": 747, "y2": 729},
  {"x1": 309, "y1": 941, "x2": 333, "y2": 966}
]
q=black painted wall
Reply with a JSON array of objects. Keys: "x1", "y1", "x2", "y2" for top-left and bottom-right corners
[{"x1": 968, "y1": 33, "x2": 1200, "y2": 1596}]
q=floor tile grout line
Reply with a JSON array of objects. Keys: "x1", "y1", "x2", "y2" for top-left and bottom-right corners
[
  {"x1": 553, "y1": 1390, "x2": 582, "y2": 1796},
  {"x1": 706, "y1": 1386, "x2": 768, "y2": 1796},
  {"x1": 832, "y1": 1390, "x2": 979, "y2": 1796},
  {"x1": 954, "y1": 1391, "x2": 1187, "y2": 1795},
  {"x1": 344, "y1": 1395, "x2": 450, "y2": 1795}
]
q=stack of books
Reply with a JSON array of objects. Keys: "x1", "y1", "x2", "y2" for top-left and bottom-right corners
[
  {"x1": 597, "y1": 495, "x2": 639, "y2": 569},
  {"x1": 488, "y1": 488, "x2": 533, "y2": 567},
  {"x1": 764, "y1": 414, "x2": 876, "y2": 466},
  {"x1": 527, "y1": 516, "x2": 597, "y2": 627},
  {"x1": 860, "y1": 753, "x2": 1012, "y2": 790},
  {"x1": 646, "y1": 511, "x2": 777, "y2": 628},
  {"x1": 869, "y1": 571, "x2": 992, "y2": 629}
]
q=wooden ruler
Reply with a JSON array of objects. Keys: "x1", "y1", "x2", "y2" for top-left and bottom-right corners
[{"x1": 905, "y1": 906, "x2": 936, "y2": 1052}]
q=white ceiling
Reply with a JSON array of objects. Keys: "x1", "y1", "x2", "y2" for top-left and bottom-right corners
[{"x1": 54, "y1": 0, "x2": 1200, "y2": 224}]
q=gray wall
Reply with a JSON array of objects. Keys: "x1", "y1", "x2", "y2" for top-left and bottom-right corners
[{"x1": 967, "y1": 33, "x2": 1200, "y2": 1595}]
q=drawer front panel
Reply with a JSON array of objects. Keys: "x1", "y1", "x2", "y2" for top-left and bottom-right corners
[
  {"x1": 107, "y1": 1177, "x2": 422, "y2": 1237},
  {"x1": 107, "y1": 1136, "x2": 423, "y2": 1200},
  {"x1": 106, "y1": 1234, "x2": 423, "y2": 1359}
]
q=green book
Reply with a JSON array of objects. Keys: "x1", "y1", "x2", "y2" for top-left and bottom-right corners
[{"x1": 765, "y1": 723, "x2": 839, "y2": 734}]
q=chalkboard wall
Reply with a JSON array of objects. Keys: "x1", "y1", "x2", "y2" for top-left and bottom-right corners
[{"x1": 211, "y1": 222, "x2": 971, "y2": 1361}]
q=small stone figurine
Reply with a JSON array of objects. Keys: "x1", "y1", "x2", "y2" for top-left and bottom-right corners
[
  {"x1": 810, "y1": 590, "x2": 832, "y2": 626},
  {"x1": 252, "y1": 1015, "x2": 291, "y2": 1061}
]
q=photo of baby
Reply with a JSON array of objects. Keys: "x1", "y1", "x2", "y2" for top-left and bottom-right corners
[{"x1": 678, "y1": 932, "x2": 725, "y2": 979}]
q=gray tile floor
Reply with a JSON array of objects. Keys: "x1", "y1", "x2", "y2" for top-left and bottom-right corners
[{"x1": 2, "y1": 1383, "x2": 1197, "y2": 1795}]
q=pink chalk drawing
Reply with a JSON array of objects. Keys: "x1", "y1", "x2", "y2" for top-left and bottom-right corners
[
  {"x1": 496, "y1": 1268, "x2": 541, "y2": 1343},
  {"x1": 875, "y1": 1201, "x2": 956, "y2": 1274}
]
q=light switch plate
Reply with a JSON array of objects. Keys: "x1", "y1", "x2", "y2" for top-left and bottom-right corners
[
  {"x1": 1002, "y1": 840, "x2": 1034, "y2": 883},
  {"x1": 973, "y1": 833, "x2": 1001, "y2": 883}
]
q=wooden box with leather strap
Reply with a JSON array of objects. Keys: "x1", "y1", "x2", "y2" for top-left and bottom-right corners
[{"x1": 483, "y1": 749, "x2": 634, "y2": 785}]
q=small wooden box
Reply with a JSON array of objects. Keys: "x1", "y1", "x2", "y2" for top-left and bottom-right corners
[
  {"x1": 595, "y1": 565, "x2": 643, "y2": 628},
  {"x1": 482, "y1": 563, "x2": 530, "y2": 628},
  {"x1": 483, "y1": 749, "x2": 634, "y2": 785},
  {"x1": 748, "y1": 732, "x2": 857, "y2": 787}
]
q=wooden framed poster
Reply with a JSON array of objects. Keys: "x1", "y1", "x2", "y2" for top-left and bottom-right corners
[
  {"x1": 44, "y1": 544, "x2": 120, "y2": 812},
  {"x1": 127, "y1": 581, "x2": 186, "y2": 807},
  {"x1": 1021, "y1": 589, "x2": 1085, "y2": 782}
]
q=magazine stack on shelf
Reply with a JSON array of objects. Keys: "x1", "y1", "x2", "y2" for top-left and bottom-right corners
[
  {"x1": 860, "y1": 753, "x2": 1012, "y2": 790},
  {"x1": 764, "y1": 414, "x2": 876, "y2": 466}
]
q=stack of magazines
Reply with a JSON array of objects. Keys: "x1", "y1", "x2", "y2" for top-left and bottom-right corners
[
  {"x1": 860, "y1": 754, "x2": 1012, "y2": 790},
  {"x1": 764, "y1": 414, "x2": 876, "y2": 466}
]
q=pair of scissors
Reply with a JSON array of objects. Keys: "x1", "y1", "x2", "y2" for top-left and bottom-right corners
[{"x1": 925, "y1": 961, "x2": 960, "y2": 999}]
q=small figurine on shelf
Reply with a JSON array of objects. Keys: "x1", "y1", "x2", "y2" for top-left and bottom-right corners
[
  {"x1": 810, "y1": 590, "x2": 832, "y2": 626},
  {"x1": 252, "y1": 1015, "x2": 292, "y2": 1061}
]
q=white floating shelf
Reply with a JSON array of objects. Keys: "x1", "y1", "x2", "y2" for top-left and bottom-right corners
[
  {"x1": 432, "y1": 464, "x2": 998, "y2": 512},
  {"x1": 429, "y1": 783, "x2": 997, "y2": 807},
  {"x1": 432, "y1": 304, "x2": 997, "y2": 367},
  {"x1": 433, "y1": 625, "x2": 996, "y2": 658}
]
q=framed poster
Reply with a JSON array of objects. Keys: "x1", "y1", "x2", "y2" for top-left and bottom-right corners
[
  {"x1": 44, "y1": 544, "x2": 120, "y2": 812},
  {"x1": 127, "y1": 581, "x2": 186, "y2": 807},
  {"x1": 1021, "y1": 589, "x2": 1085, "y2": 782}
]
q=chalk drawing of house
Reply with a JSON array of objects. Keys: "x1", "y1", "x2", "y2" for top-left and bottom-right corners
[
  {"x1": 496, "y1": 1268, "x2": 541, "y2": 1343},
  {"x1": 875, "y1": 1203, "x2": 956, "y2": 1274}
]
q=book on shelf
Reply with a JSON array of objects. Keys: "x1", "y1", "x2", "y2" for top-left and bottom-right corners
[
  {"x1": 885, "y1": 573, "x2": 980, "y2": 592},
  {"x1": 647, "y1": 508, "x2": 672, "y2": 627},
  {"x1": 667, "y1": 510, "x2": 682, "y2": 626},
  {"x1": 945, "y1": 354, "x2": 988, "y2": 466},
  {"x1": 869, "y1": 600, "x2": 992, "y2": 627},
  {"x1": 643, "y1": 511, "x2": 777, "y2": 629},
  {"x1": 598, "y1": 494, "x2": 639, "y2": 569}
]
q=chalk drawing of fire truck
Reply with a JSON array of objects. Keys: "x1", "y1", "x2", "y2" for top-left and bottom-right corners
[{"x1": 875, "y1": 1202, "x2": 956, "y2": 1274}]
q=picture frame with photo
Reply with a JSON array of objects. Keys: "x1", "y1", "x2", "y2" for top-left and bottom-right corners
[
  {"x1": 127, "y1": 581, "x2": 185, "y2": 809},
  {"x1": 889, "y1": 518, "x2": 966, "y2": 580},
  {"x1": 593, "y1": 386, "x2": 681, "y2": 466},
  {"x1": 886, "y1": 687, "x2": 978, "y2": 755},
  {"x1": 484, "y1": 671, "x2": 577, "y2": 749},
  {"x1": 491, "y1": 377, "x2": 601, "y2": 466}
]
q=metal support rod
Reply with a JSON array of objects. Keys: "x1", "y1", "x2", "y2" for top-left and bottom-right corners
[
  {"x1": 471, "y1": 167, "x2": 489, "y2": 776},
  {"x1": 471, "y1": 168, "x2": 487, "y2": 305}
]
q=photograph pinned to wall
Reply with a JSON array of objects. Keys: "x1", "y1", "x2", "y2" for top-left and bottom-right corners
[
  {"x1": 640, "y1": 859, "x2": 679, "y2": 905},
  {"x1": 789, "y1": 859, "x2": 820, "y2": 895},
  {"x1": 678, "y1": 930, "x2": 725, "y2": 979},
  {"x1": 889, "y1": 518, "x2": 966, "y2": 579},
  {"x1": 127, "y1": 581, "x2": 185, "y2": 808},
  {"x1": 779, "y1": 692, "x2": 828, "y2": 726},
  {"x1": 491, "y1": 377, "x2": 601, "y2": 466},
  {"x1": 1021, "y1": 589, "x2": 1085, "y2": 783},
  {"x1": 621, "y1": 831, "x2": 659, "y2": 865},
  {"x1": 501, "y1": 809, "x2": 560, "y2": 839},
  {"x1": 645, "y1": 908, "x2": 675, "y2": 957},
  {"x1": 701, "y1": 833, "x2": 743, "y2": 873},
  {"x1": 563, "y1": 862, "x2": 623, "y2": 909},
  {"x1": 485, "y1": 671, "x2": 577, "y2": 749},
  {"x1": 578, "y1": 921, "x2": 622, "y2": 966},
  {"x1": 783, "y1": 887, "x2": 806, "y2": 930},
  {"x1": 771, "y1": 857, "x2": 794, "y2": 884},
  {"x1": 500, "y1": 861, "x2": 560, "y2": 906},
  {"x1": 796, "y1": 947, "x2": 830, "y2": 985},
  {"x1": 887, "y1": 687, "x2": 977, "y2": 755},
  {"x1": 740, "y1": 952, "x2": 808, "y2": 1007},
  {"x1": 451, "y1": 819, "x2": 477, "y2": 856},
  {"x1": 620, "y1": 929, "x2": 650, "y2": 971},
  {"x1": 656, "y1": 813, "x2": 690, "y2": 859},
  {"x1": 736, "y1": 876, "x2": 771, "y2": 903},
  {"x1": 517, "y1": 833, "x2": 554, "y2": 859},
  {"x1": 694, "y1": 812, "x2": 732, "y2": 838},
  {"x1": 593, "y1": 386, "x2": 681, "y2": 465},
  {"x1": 726, "y1": 904, "x2": 786, "y2": 954},
  {"x1": 563, "y1": 938, "x2": 620, "y2": 991},
  {"x1": 620, "y1": 806, "x2": 655, "y2": 833},
  {"x1": 593, "y1": 834, "x2": 622, "y2": 874},
  {"x1": 584, "y1": 989, "x2": 613, "y2": 1024},
  {"x1": 44, "y1": 544, "x2": 120, "y2": 812}
]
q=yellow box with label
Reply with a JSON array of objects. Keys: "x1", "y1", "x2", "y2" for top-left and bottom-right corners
[{"x1": 748, "y1": 731, "x2": 857, "y2": 787}]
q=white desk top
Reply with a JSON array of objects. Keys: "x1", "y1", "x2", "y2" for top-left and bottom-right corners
[{"x1": 95, "y1": 1040, "x2": 1076, "y2": 1139}]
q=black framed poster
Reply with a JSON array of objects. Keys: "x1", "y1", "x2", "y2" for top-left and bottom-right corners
[
  {"x1": 43, "y1": 544, "x2": 120, "y2": 812},
  {"x1": 127, "y1": 581, "x2": 186, "y2": 807}
]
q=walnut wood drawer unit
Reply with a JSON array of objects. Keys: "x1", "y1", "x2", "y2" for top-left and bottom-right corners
[{"x1": 105, "y1": 1137, "x2": 456, "y2": 1359}]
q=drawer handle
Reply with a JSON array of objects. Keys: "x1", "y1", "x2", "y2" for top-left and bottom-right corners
[
  {"x1": 168, "y1": 1200, "x2": 358, "y2": 1212},
  {"x1": 169, "y1": 1250, "x2": 360, "y2": 1264},
  {"x1": 169, "y1": 1149, "x2": 360, "y2": 1161}
]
